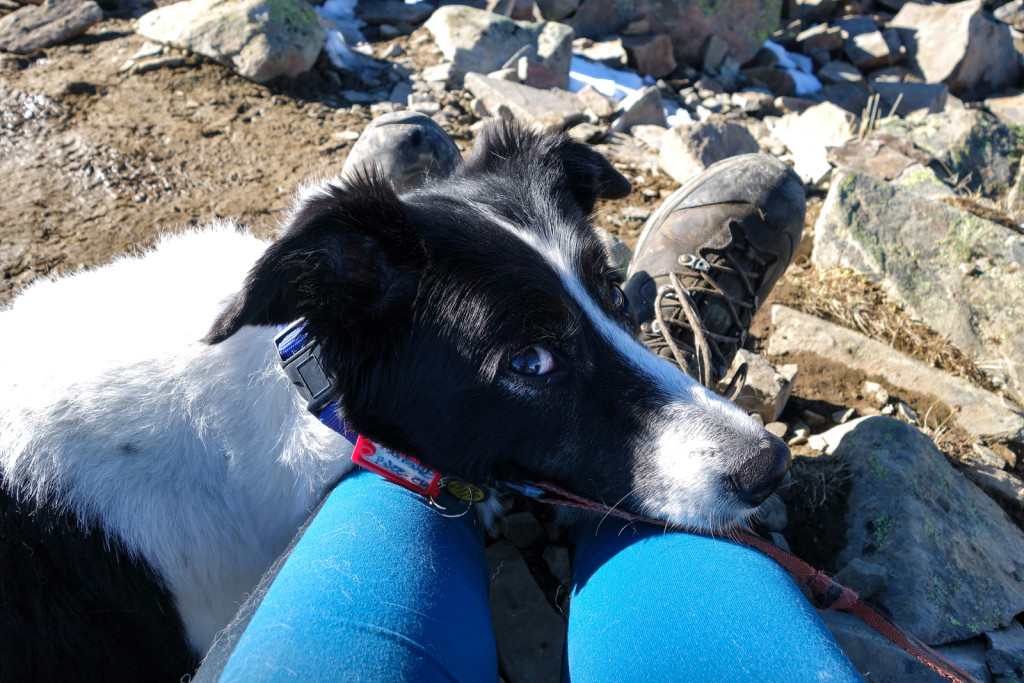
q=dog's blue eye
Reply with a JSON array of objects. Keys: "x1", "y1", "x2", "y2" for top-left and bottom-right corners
[
  {"x1": 510, "y1": 345, "x2": 556, "y2": 376},
  {"x1": 610, "y1": 283, "x2": 627, "y2": 310}
]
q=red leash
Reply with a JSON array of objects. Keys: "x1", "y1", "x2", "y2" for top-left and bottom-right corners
[{"x1": 526, "y1": 481, "x2": 981, "y2": 683}]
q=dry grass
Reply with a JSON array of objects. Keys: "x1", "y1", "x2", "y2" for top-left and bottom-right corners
[
  {"x1": 775, "y1": 264, "x2": 999, "y2": 394},
  {"x1": 786, "y1": 453, "x2": 852, "y2": 516}
]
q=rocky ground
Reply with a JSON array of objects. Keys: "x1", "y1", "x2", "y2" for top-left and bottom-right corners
[{"x1": 3, "y1": 0, "x2": 1024, "y2": 680}]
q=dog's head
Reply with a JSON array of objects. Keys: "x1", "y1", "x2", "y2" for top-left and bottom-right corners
[{"x1": 206, "y1": 117, "x2": 788, "y2": 531}]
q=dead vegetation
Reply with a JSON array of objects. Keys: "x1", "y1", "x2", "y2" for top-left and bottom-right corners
[{"x1": 774, "y1": 262, "x2": 1000, "y2": 394}]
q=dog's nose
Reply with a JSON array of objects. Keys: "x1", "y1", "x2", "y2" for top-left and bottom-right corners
[{"x1": 728, "y1": 433, "x2": 791, "y2": 508}]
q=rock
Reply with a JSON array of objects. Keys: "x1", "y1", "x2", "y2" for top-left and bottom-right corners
[
  {"x1": 770, "y1": 102, "x2": 858, "y2": 184},
  {"x1": 890, "y1": 0, "x2": 1022, "y2": 100},
  {"x1": 536, "y1": 20, "x2": 574, "y2": 90},
  {"x1": 516, "y1": 57, "x2": 559, "y2": 89},
  {"x1": 755, "y1": 494, "x2": 788, "y2": 532},
  {"x1": 834, "y1": 557, "x2": 888, "y2": 600},
  {"x1": 487, "y1": 67, "x2": 520, "y2": 83},
  {"x1": 820, "y1": 610, "x2": 954, "y2": 681},
  {"x1": 629, "y1": 124, "x2": 666, "y2": 152},
  {"x1": 701, "y1": 33, "x2": 730, "y2": 71},
  {"x1": 573, "y1": 37, "x2": 627, "y2": 67},
  {"x1": 972, "y1": 442, "x2": 1012, "y2": 469},
  {"x1": 621, "y1": 33, "x2": 675, "y2": 79},
  {"x1": 837, "y1": 16, "x2": 899, "y2": 70},
  {"x1": 609, "y1": 85, "x2": 666, "y2": 134},
  {"x1": 566, "y1": 121, "x2": 605, "y2": 143},
  {"x1": 592, "y1": 132, "x2": 660, "y2": 174},
  {"x1": 822, "y1": 83, "x2": 871, "y2": 116},
  {"x1": 995, "y1": 0, "x2": 1024, "y2": 31},
  {"x1": 833, "y1": 408, "x2": 856, "y2": 424},
  {"x1": 499, "y1": 511, "x2": 545, "y2": 549},
  {"x1": 542, "y1": 545, "x2": 572, "y2": 587},
  {"x1": 812, "y1": 168, "x2": 1024, "y2": 405},
  {"x1": 986, "y1": 621, "x2": 1024, "y2": 683},
  {"x1": 816, "y1": 60, "x2": 864, "y2": 86},
  {"x1": 794, "y1": 0, "x2": 838, "y2": 23},
  {"x1": 355, "y1": 0, "x2": 433, "y2": 25},
  {"x1": 719, "y1": 349, "x2": 799, "y2": 423},
  {"x1": 863, "y1": 381, "x2": 889, "y2": 407},
  {"x1": 135, "y1": 0, "x2": 321, "y2": 83},
  {"x1": 874, "y1": 81, "x2": 949, "y2": 118},
  {"x1": 658, "y1": 119, "x2": 760, "y2": 184},
  {"x1": 740, "y1": 66, "x2": 796, "y2": 97},
  {"x1": 986, "y1": 91, "x2": 1024, "y2": 127},
  {"x1": 765, "y1": 421, "x2": 788, "y2": 439},
  {"x1": 962, "y1": 463, "x2": 1024, "y2": 509},
  {"x1": 486, "y1": 540, "x2": 566, "y2": 683},
  {"x1": 564, "y1": 0, "x2": 781, "y2": 67},
  {"x1": 795, "y1": 23, "x2": 844, "y2": 54},
  {"x1": 464, "y1": 72, "x2": 587, "y2": 131},
  {"x1": 424, "y1": 6, "x2": 574, "y2": 88},
  {"x1": 421, "y1": 61, "x2": 456, "y2": 87},
  {"x1": 575, "y1": 83, "x2": 614, "y2": 119},
  {"x1": 802, "y1": 417, "x2": 870, "y2": 456},
  {"x1": 768, "y1": 306, "x2": 1024, "y2": 443},
  {"x1": 536, "y1": 0, "x2": 578, "y2": 22},
  {"x1": 0, "y1": 0, "x2": 101, "y2": 54},
  {"x1": 936, "y1": 641, "x2": 994, "y2": 683},
  {"x1": 835, "y1": 417, "x2": 1024, "y2": 644},
  {"x1": 826, "y1": 137, "x2": 918, "y2": 181},
  {"x1": 895, "y1": 401, "x2": 917, "y2": 424},
  {"x1": 730, "y1": 89, "x2": 774, "y2": 115},
  {"x1": 890, "y1": 162, "x2": 955, "y2": 200}
]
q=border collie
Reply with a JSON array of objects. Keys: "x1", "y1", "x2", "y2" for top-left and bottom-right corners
[{"x1": 0, "y1": 118, "x2": 788, "y2": 681}]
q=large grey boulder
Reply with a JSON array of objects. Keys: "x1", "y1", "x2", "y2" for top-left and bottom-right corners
[
  {"x1": 820, "y1": 611, "x2": 985, "y2": 682},
  {"x1": 835, "y1": 417, "x2": 1024, "y2": 645},
  {"x1": 135, "y1": 0, "x2": 323, "y2": 83},
  {"x1": 564, "y1": 0, "x2": 781, "y2": 67},
  {"x1": 0, "y1": 0, "x2": 102, "y2": 54},
  {"x1": 424, "y1": 5, "x2": 574, "y2": 88},
  {"x1": 890, "y1": 0, "x2": 1021, "y2": 100},
  {"x1": 986, "y1": 621, "x2": 1024, "y2": 683},
  {"x1": 813, "y1": 170, "x2": 1024, "y2": 405}
]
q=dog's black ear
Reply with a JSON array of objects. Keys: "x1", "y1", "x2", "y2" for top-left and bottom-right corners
[
  {"x1": 204, "y1": 174, "x2": 425, "y2": 347},
  {"x1": 467, "y1": 114, "x2": 631, "y2": 214},
  {"x1": 556, "y1": 137, "x2": 632, "y2": 212}
]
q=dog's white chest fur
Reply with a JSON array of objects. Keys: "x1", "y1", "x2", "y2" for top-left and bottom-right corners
[{"x1": 0, "y1": 226, "x2": 354, "y2": 652}]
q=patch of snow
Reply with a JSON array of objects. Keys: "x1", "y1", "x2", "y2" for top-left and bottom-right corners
[
  {"x1": 569, "y1": 55, "x2": 690, "y2": 127},
  {"x1": 762, "y1": 40, "x2": 822, "y2": 96},
  {"x1": 568, "y1": 55, "x2": 644, "y2": 100}
]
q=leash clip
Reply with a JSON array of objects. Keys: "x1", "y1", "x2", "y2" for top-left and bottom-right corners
[{"x1": 428, "y1": 478, "x2": 488, "y2": 518}]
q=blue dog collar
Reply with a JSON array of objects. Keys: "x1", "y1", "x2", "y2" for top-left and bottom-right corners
[{"x1": 274, "y1": 320, "x2": 487, "y2": 514}]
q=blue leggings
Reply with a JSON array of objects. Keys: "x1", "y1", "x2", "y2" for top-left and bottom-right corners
[{"x1": 198, "y1": 470, "x2": 860, "y2": 682}]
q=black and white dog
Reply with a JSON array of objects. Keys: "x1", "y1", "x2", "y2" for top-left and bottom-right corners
[{"x1": 0, "y1": 118, "x2": 788, "y2": 681}]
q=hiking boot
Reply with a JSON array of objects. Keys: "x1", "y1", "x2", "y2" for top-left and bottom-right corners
[
  {"x1": 341, "y1": 111, "x2": 462, "y2": 193},
  {"x1": 624, "y1": 154, "x2": 805, "y2": 389}
]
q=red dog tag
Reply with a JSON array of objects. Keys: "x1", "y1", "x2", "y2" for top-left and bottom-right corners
[{"x1": 351, "y1": 435, "x2": 442, "y2": 499}]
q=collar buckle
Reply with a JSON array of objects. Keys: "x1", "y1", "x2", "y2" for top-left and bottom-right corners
[{"x1": 275, "y1": 320, "x2": 334, "y2": 414}]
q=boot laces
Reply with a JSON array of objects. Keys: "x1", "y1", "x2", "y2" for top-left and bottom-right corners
[{"x1": 642, "y1": 223, "x2": 769, "y2": 397}]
